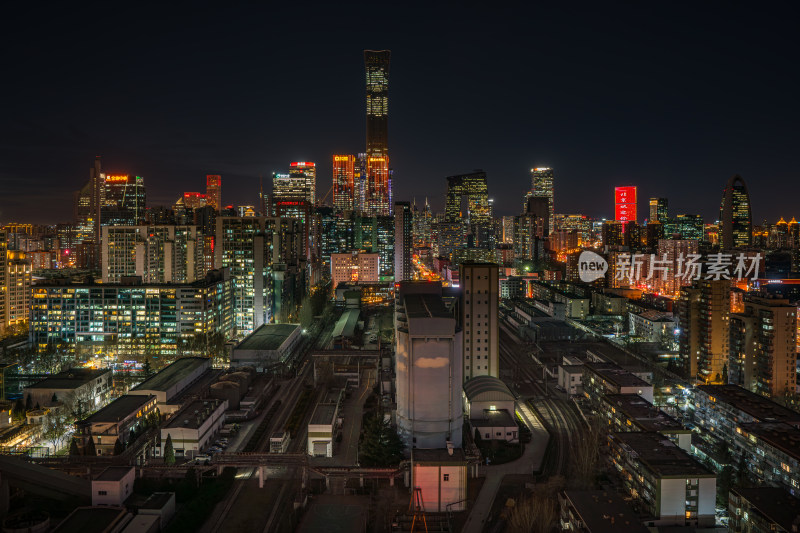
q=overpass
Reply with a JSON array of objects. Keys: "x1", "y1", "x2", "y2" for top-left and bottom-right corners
[{"x1": 0, "y1": 455, "x2": 91, "y2": 514}]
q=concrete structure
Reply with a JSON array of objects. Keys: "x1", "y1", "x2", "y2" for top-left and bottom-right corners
[
  {"x1": 608, "y1": 432, "x2": 716, "y2": 527},
  {"x1": 230, "y1": 323, "x2": 301, "y2": 371},
  {"x1": 678, "y1": 279, "x2": 730, "y2": 384},
  {"x1": 728, "y1": 487, "x2": 800, "y2": 533},
  {"x1": 331, "y1": 252, "x2": 380, "y2": 288},
  {"x1": 395, "y1": 282, "x2": 463, "y2": 449},
  {"x1": 92, "y1": 466, "x2": 135, "y2": 507},
  {"x1": 159, "y1": 398, "x2": 226, "y2": 459},
  {"x1": 599, "y1": 394, "x2": 691, "y2": 451},
  {"x1": 394, "y1": 201, "x2": 412, "y2": 282},
  {"x1": 582, "y1": 362, "x2": 653, "y2": 407},
  {"x1": 76, "y1": 394, "x2": 158, "y2": 455},
  {"x1": 129, "y1": 357, "x2": 211, "y2": 408},
  {"x1": 270, "y1": 430, "x2": 290, "y2": 454},
  {"x1": 460, "y1": 263, "x2": 499, "y2": 380},
  {"x1": 719, "y1": 174, "x2": 752, "y2": 249},
  {"x1": 307, "y1": 403, "x2": 339, "y2": 457},
  {"x1": 23, "y1": 368, "x2": 112, "y2": 410},
  {"x1": 412, "y1": 448, "x2": 468, "y2": 513},
  {"x1": 559, "y1": 490, "x2": 649, "y2": 533},
  {"x1": 557, "y1": 365, "x2": 583, "y2": 396},
  {"x1": 138, "y1": 492, "x2": 176, "y2": 530},
  {"x1": 53, "y1": 507, "x2": 131, "y2": 533},
  {"x1": 463, "y1": 376, "x2": 517, "y2": 442},
  {"x1": 1, "y1": 247, "x2": 32, "y2": 336},
  {"x1": 735, "y1": 422, "x2": 800, "y2": 496}
]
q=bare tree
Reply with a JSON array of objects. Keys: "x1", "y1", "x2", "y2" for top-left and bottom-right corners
[
  {"x1": 568, "y1": 420, "x2": 602, "y2": 489},
  {"x1": 506, "y1": 489, "x2": 559, "y2": 533}
]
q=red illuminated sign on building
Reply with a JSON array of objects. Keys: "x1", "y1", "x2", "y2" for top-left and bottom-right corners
[
  {"x1": 290, "y1": 162, "x2": 315, "y2": 167},
  {"x1": 615, "y1": 186, "x2": 637, "y2": 222}
]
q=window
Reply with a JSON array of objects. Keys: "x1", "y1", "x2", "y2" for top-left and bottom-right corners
[
  {"x1": 443, "y1": 474, "x2": 450, "y2": 482},
  {"x1": 98, "y1": 490, "x2": 107, "y2": 495}
]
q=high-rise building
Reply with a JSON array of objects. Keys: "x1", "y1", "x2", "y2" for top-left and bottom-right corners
[
  {"x1": 601, "y1": 220, "x2": 624, "y2": 247},
  {"x1": 206, "y1": 175, "x2": 221, "y2": 212},
  {"x1": 330, "y1": 252, "x2": 380, "y2": 288},
  {"x1": 649, "y1": 197, "x2": 668, "y2": 222},
  {"x1": 394, "y1": 282, "x2": 463, "y2": 449},
  {"x1": 412, "y1": 198, "x2": 433, "y2": 248},
  {"x1": 364, "y1": 50, "x2": 391, "y2": 216},
  {"x1": 101, "y1": 174, "x2": 146, "y2": 226},
  {"x1": 460, "y1": 263, "x2": 499, "y2": 381},
  {"x1": 394, "y1": 202, "x2": 412, "y2": 282},
  {"x1": 678, "y1": 279, "x2": 730, "y2": 384},
  {"x1": 364, "y1": 50, "x2": 390, "y2": 159},
  {"x1": 0, "y1": 232, "x2": 31, "y2": 335},
  {"x1": 675, "y1": 214, "x2": 704, "y2": 241},
  {"x1": 272, "y1": 171, "x2": 314, "y2": 259},
  {"x1": 289, "y1": 162, "x2": 316, "y2": 205},
  {"x1": 333, "y1": 155, "x2": 356, "y2": 211},
  {"x1": 445, "y1": 171, "x2": 492, "y2": 252},
  {"x1": 615, "y1": 186, "x2": 637, "y2": 223},
  {"x1": 530, "y1": 168, "x2": 554, "y2": 234},
  {"x1": 101, "y1": 226, "x2": 205, "y2": 284},
  {"x1": 719, "y1": 174, "x2": 752, "y2": 249},
  {"x1": 650, "y1": 239, "x2": 699, "y2": 297},
  {"x1": 730, "y1": 294, "x2": 797, "y2": 398}
]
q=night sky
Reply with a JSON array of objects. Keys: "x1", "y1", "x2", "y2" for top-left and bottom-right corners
[{"x1": 3, "y1": 3, "x2": 799, "y2": 225}]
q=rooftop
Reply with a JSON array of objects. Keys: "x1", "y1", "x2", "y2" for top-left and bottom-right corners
[
  {"x1": 332, "y1": 309, "x2": 359, "y2": 339},
  {"x1": 561, "y1": 490, "x2": 649, "y2": 533},
  {"x1": 695, "y1": 385, "x2": 800, "y2": 426},
  {"x1": 403, "y1": 293, "x2": 451, "y2": 319},
  {"x1": 53, "y1": 507, "x2": 129, "y2": 533},
  {"x1": 585, "y1": 362, "x2": 651, "y2": 389},
  {"x1": 310, "y1": 403, "x2": 337, "y2": 426},
  {"x1": 730, "y1": 487, "x2": 800, "y2": 530},
  {"x1": 80, "y1": 394, "x2": 155, "y2": 425},
  {"x1": 131, "y1": 357, "x2": 209, "y2": 393},
  {"x1": 739, "y1": 422, "x2": 800, "y2": 461},
  {"x1": 236, "y1": 323, "x2": 300, "y2": 351},
  {"x1": 603, "y1": 394, "x2": 687, "y2": 433},
  {"x1": 94, "y1": 466, "x2": 134, "y2": 482},
  {"x1": 463, "y1": 376, "x2": 514, "y2": 401},
  {"x1": 611, "y1": 432, "x2": 714, "y2": 477},
  {"x1": 472, "y1": 409, "x2": 516, "y2": 427},
  {"x1": 164, "y1": 399, "x2": 224, "y2": 430},
  {"x1": 139, "y1": 491, "x2": 174, "y2": 510},
  {"x1": 26, "y1": 367, "x2": 109, "y2": 390},
  {"x1": 413, "y1": 448, "x2": 467, "y2": 464}
]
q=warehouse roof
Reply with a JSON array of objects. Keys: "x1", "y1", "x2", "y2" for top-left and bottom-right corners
[
  {"x1": 463, "y1": 376, "x2": 514, "y2": 402},
  {"x1": 80, "y1": 394, "x2": 155, "y2": 425},
  {"x1": 236, "y1": 323, "x2": 300, "y2": 351},
  {"x1": 26, "y1": 368, "x2": 109, "y2": 390},
  {"x1": 131, "y1": 357, "x2": 209, "y2": 393}
]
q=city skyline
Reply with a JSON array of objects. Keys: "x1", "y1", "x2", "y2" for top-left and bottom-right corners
[{"x1": 3, "y1": 4, "x2": 800, "y2": 224}]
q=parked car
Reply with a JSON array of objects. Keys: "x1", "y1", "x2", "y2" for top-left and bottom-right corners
[{"x1": 194, "y1": 455, "x2": 212, "y2": 465}]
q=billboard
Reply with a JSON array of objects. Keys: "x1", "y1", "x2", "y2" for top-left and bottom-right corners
[{"x1": 615, "y1": 186, "x2": 637, "y2": 222}]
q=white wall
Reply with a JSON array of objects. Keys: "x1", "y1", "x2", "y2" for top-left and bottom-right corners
[
  {"x1": 413, "y1": 464, "x2": 466, "y2": 512},
  {"x1": 92, "y1": 469, "x2": 135, "y2": 507}
]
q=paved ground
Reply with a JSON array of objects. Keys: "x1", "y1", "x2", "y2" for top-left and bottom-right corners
[
  {"x1": 297, "y1": 495, "x2": 369, "y2": 533},
  {"x1": 460, "y1": 401, "x2": 549, "y2": 533}
]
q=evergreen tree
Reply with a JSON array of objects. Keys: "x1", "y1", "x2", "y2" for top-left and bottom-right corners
[
  {"x1": 359, "y1": 414, "x2": 404, "y2": 467},
  {"x1": 86, "y1": 436, "x2": 97, "y2": 456},
  {"x1": 12, "y1": 398, "x2": 25, "y2": 421},
  {"x1": 143, "y1": 357, "x2": 153, "y2": 379},
  {"x1": 24, "y1": 395, "x2": 32, "y2": 411},
  {"x1": 722, "y1": 363, "x2": 729, "y2": 384},
  {"x1": 113, "y1": 438, "x2": 124, "y2": 455},
  {"x1": 164, "y1": 434, "x2": 175, "y2": 466},
  {"x1": 69, "y1": 438, "x2": 80, "y2": 456},
  {"x1": 51, "y1": 393, "x2": 58, "y2": 404}
]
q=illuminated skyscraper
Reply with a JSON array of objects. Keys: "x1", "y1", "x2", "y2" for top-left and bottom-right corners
[
  {"x1": 206, "y1": 175, "x2": 221, "y2": 212},
  {"x1": 333, "y1": 155, "x2": 356, "y2": 211},
  {"x1": 530, "y1": 168, "x2": 554, "y2": 234},
  {"x1": 289, "y1": 162, "x2": 316, "y2": 205},
  {"x1": 719, "y1": 174, "x2": 752, "y2": 249},
  {"x1": 649, "y1": 197, "x2": 668, "y2": 222},
  {"x1": 445, "y1": 171, "x2": 492, "y2": 263},
  {"x1": 364, "y1": 50, "x2": 391, "y2": 216},
  {"x1": 365, "y1": 50, "x2": 390, "y2": 158},
  {"x1": 101, "y1": 175, "x2": 146, "y2": 226}
]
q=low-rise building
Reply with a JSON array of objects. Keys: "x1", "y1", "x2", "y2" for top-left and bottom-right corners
[
  {"x1": 138, "y1": 492, "x2": 176, "y2": 531},
  {"x1": 54, "y1": 507, "x2": 132, "y2": 533},
  {"x1": 607, "y1": 432, "x2": 716, "y2": 527},
  {"x1": 557, "y1": 365, "x2": 583, "y2": 396},
  {"x1": 230, "y1": 323, "x2": 302, "y2": 371},
  {"x1": 728, "y1": 487, "x2": 800, "y2": 533},
  {"x1": 270, "y1": 430, "x2": 290, "y2": 454},
  {"x1": 463, "y1": 376, "x2": 518, "y2": 443},
  {"x1": 23, "y1": 367, "x2": 111, "y2": 410},
  {"x1": 628, "y1": 310, "x2": 675, "y2": 343},
  {"x1": 559, "y1": 490, "x2": 649, "y2": 532},
  {"x1": 159, "y1": 398, "x2": 226, "y2": 459},
  {"x1": 76, "y1": 394, "x2": 158, "y2": 456},
  {"x1": 128, "y1": 357, "x2": 211, "y2": 410},
  {"x1": 583, "y1": 362, "x2": 653, "y2": 407},
  {"x1": 307, "y1": 403, "x2": 339, "y2": 458},
  {"x1": 92, "y1": 466, "x2": 135, "y2": 507},
  {"x1": 735, "y1": 422, "x2": 800, "y2": 496},
  {"x1": 412, "y1": 448, "x2": 467, "y2": 513},
  {"x1": 599, "y1": 394, "x2": 691, "y2": 451}
]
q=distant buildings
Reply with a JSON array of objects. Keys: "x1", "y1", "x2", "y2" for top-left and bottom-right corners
[
  {"x1": 530, "y1": 167, "x2": 554, "y2": 234},
  {"x1": 719, "y1": 174, "x2": 753, "y2": 249},
  {"x1": 0, "y1": 232, "x2": 32, "y2": 335},
  {"x1": 331, "y1": 252, "x2": 380, "y2": 288},
  {"x1": 648, "y1": 197, "x2": 668, "y2": 222},
  {"x1": 206, "y1": 175, "x2": 221, "y2": 212},
  {"x1": 364, "y1": 50, "x2": 392, "y2": 216},
  {"x1": 394, "y1": 202, "x2": 412, "y2": 282}
]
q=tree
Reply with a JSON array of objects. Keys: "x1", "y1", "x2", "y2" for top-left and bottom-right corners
[
  {"x1": 24, "y1": 395, "x2": 32, "y2": 411},
  {"x1": 51, "y1": 393, "x2": 58, "y2": 404},
  {"x1": 164, "y1": 434, "x2": 175, "y2": 466},
  {"x1": 568, "y1": 420, "x2": 601, "y2": 489},
  {"x1": 142, "y1": 357, "x2": 153, "y2": 379},
  {"x1": 113, "y1": 438, "x2": 124, "y2": 455},
  {"x1": 506, "y1": 488, "x2": 558, "y2": 533},
  {"x1": 722, "y1": 363, "x2": 728, "y2": 384},
  {"x1": 42, "y1": 408, "x2": 71, "y2": 451},
  {"x1": 69, "y1": 438, "x2": 80, "y2": 456},
  {"x1": 12, "y1": 398, "x2": 25, "y2": 422},
  {"x1": 359, "y1": 414, "x2": 404, "y2": 467},
  {"x1": 86, "y1": 436, "x2": 97, "y2": 456}
]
